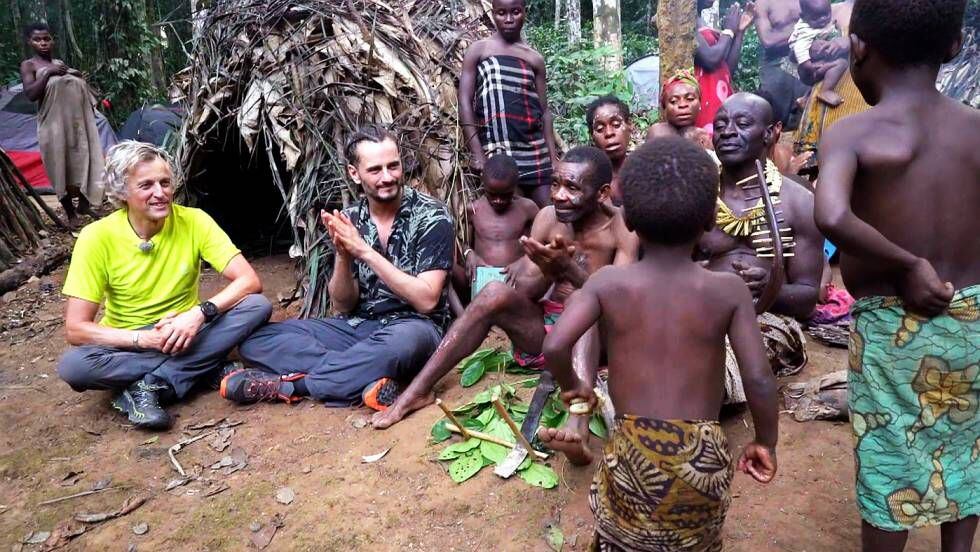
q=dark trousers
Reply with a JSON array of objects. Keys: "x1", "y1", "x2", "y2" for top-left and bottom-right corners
[
  {"x1": 237, "y1": 316, "x2": 442, "y2": 405},
  {"x1": 759, "y1": 56, "x2": 811, "y2": 130},
  {"x1": 57, "y1": 294, "x2": 272, "y2": 399}
]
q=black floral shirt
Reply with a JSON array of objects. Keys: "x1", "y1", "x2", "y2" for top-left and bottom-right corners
[{"x1": 341, "y1": 186, "x2": 454, "y2": 330}]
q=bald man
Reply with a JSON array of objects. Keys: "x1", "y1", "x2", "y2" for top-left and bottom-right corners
[{"x1": 700, "y1": 93, "x2": 824, "y2": 402}]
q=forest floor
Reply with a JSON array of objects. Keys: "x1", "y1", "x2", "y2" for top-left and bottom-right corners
[{"x1": 0, "y1": 252, "x2": 945, "y2": 551}]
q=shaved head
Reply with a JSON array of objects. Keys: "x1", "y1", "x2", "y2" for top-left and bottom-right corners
[
  {"x1": 725, "y1": 93, "x2": 775, "y2": 126},
  {"x1": 712, "y1": 93, "x2": 776, "y2": 166}
]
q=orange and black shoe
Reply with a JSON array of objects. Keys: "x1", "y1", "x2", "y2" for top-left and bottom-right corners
[
  {"x1": 361, "y1": 378, "x2": 401, "y2": 411},
  {"x1": 220, "y1": 369, "x2": 305, "y2": 404}
]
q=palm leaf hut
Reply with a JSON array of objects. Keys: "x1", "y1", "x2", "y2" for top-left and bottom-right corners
[{"x1": 174, "y1": 0, "x2": 491, "y2": 316}]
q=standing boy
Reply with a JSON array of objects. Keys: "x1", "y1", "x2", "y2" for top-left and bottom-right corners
[
  {"x1": 459, "y1": 0, "x2": 558, "y2": 207},
  {"x1": 19, "y1": 22, "x2": 104, "y2": 226},
  {"x1": 815, "y1": 1, "x2": 979, "y2": 550},
  {"x1": 541, "y1": 137, "x2": 779, "y2": 549},
  {"x1": 455, "y1": 154, "x2": 539, "y2": 302}
]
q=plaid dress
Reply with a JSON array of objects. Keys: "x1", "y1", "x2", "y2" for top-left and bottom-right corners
[{"x1": 474, "y1": 55, "x2": 553, "y2": 188}]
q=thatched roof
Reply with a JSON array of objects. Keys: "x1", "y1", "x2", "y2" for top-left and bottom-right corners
[{"x1": 175, "y1": 0, "x2": 491, "y2": 316}]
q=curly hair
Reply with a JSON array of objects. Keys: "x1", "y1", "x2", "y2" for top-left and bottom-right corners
[
  {"x1": 483, "y1": 154, "x2": 520, "y2": 186},
  {"x1": 851, "y1": 0, "x2": 967, "y2": 66},
  {"x1": 102, "y1": 141, "x2": 175, "y2": 208},
  {"x1": 586, "y1": 95, "x2": 631, "y2": 130},
  {"x1": 562, "y1": 146, "x2": 614, "y2": 190},
  {"x1": 620, "y1": 137, "x2": 718, "y2": 244}
]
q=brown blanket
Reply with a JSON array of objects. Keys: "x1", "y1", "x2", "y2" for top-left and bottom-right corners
[{"x1": 37, "y1": 75, "x2": 104, "y2": 203}]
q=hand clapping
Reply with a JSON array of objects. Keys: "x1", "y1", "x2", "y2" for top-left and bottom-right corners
[{"x1": 321, "y1": 209, "x2": 371, "y2": 260}]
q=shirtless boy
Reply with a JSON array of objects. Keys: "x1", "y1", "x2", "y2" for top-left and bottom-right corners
[
  {"x1": 586, "y1": 95, "x2": 633, "y2": 206},
  {"x1": 455, "y1": 155, "x2": 538, "y2": 301},
  {"x1": 459, "y1": 0, "x2": 558, "y2": 207},
  {"x1": 541, "y1": 137, "x2": 778, "y2": 550},
  {"x1": 372, "y1": 147, "x2": 639, "y2": 429},
  {"x1": 815, "y1": 1, "x2": 979, "y2": 550},
  {"x1": 19, "y1": 22, "x2": 101, "y2": 226}
]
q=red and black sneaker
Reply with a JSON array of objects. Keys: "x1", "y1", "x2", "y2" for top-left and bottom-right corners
[
  {"x1": 220, "y1": 369, "x2": 305, "y2": 404},
  {"x1": 361, "y1": 378, "x2": 401, "y2": 411}
]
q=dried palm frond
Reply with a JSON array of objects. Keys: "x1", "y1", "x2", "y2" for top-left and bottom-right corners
[{"x1": 174, "y1": 0, "x2": 491, "y2": 317}]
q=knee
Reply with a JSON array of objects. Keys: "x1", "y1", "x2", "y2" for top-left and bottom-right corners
[
  {"x1": 472, "y1": 281, "x2": 518, "y2": 313},
  {"x1": 235, "y1": 294, "x2": 273, "y2": 322},
  {"x1": 57, "y1": 348, "x2": 93, "y2": 391}
]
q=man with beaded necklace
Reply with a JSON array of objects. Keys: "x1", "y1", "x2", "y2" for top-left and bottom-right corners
[{"x1": 698, "y1": 92, "x2": 824, "y2": 403}]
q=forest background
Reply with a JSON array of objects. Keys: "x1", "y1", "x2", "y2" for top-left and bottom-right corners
[{"x1": 1, "y1": 0, "x2": 978, "y2": 141}]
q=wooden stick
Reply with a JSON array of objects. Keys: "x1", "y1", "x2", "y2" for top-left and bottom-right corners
[
  {"x1": 38, "y1": 486, "x2": 121, "y2": 506},
  {"x1": 435, "y1": 398, "x2": 471, "y2": 439},
  {"x1": 444, "y1": 423, "x2": 549, "y2": 459},
  {"x1": 491, "y1": 399, "x2": 535, "y2": 454}
]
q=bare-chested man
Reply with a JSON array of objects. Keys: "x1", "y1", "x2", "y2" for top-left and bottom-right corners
[
  {"x1": 703, "y1": 92, "x2": 824, "y2": 402},
  {"x1": 372, "y1": 146, "x2": 639, "y2": 429},
  {"x1": 754, "y1": 0, "x2": 811, "y2": 128},
  {"x1": 454, "y1": 154, "x2": 539, "y2": 303},
  {"x1": 815, "y1": 1, "x2": 979, "y2": 549},
  {"x1": 586, "y1": 95, "x2": 633, "y2": 206}
]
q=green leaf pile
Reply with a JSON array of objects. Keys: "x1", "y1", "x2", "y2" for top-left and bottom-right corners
[
  {"x1": 432, "y1": 380, "x2": 608, "y2": 487},
  {"x1": 456, "y1": 348, "x2": 538, "y2": 388}
]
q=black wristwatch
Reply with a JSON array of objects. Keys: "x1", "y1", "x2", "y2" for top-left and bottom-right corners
[{"x1": 199, "y1": 301, "x2": 219, "y2": 322}]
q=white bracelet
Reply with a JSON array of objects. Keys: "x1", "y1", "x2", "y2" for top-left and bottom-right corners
[
  {"x1": 132, "y1": 331, "x2": 140, "y2": 348},
  {"x1": 463, "y1": 248, "x2": 474, "y2": 260},
  {"x1": 721, "y1": 29, "x2": 735, "y2": 39}
]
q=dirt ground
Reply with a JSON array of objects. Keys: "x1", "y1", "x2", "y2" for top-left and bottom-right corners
[{"x1": 0, "y1": 254, "x2": 946, "y2": 551}]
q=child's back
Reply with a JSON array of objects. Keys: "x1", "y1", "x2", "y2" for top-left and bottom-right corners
[
  {"x1": 821, "y1": 95, "x2": 980, "y2": 299},
  {"x1": 587, "y1": 261, "x2": 751, "y2": 420},
  {"x1": 542, "y1": 137, "x2": 778, "y2": 552}
]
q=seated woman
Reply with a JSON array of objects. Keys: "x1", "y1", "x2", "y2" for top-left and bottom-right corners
[{"x1": 646, "y1": 70, "x2": 704, "y2": 142}]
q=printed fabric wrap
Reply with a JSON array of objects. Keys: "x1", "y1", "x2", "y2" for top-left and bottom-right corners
[
  {"x1": 724, "y1": 312, "x2": 808, "y2": 404},
  {"x1": 474, "y1": 55, "x2": 553, "y2": 188},
  {"x1": 848, "y1": 285, "x2": 980, "y2": 531},
  {"x1": 590, "y1": 416, "x2": 734, "y2": 552}
]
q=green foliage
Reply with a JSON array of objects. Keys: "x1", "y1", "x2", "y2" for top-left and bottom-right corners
[
  {"x1": 432, "y1": 378, "x2": 606, "y2": 488},
  {"x1": 457, "y1": 347, "x2": 537, "y2": 388},
  {"x1": 0, "y1": 0, "x2": 191, "y2": 127},
  {"x1": 528, "y1": 25, "x2": 644, "y2": 145},
  {"x1": 732, "y1": 27, "x2": 761, "y2": 94}
]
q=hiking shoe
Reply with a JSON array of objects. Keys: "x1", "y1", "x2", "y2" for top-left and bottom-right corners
[
  {"x1": 361, "y1": 378, "x2": 401, "y2": 411},
  {"x1": 220, "y1": 369, "x2": 304, "y2": 404},
  {"x1": 207, "y1": 360, "x2": 244, "y2": 390},
  {"x1": 112, "y1": 380, "x2": 172, "y2": 430}
]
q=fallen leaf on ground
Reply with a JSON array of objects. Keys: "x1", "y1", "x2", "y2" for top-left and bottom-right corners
[
  {"x1": 204, "y1": 482, "x2": 229, "y2": 497},
  {"x1": 208, "y1": 428, "x2": 234, "y2": 453},
  {"x1": 58, "y1": 470, "x2": 83, "y2": 487},
  {"x1": 348, "y1": 416, "x2": 368, "y2": 429},
  {"x1": 140, "y1": 436, "x2": 159, "y2": 446},
  {"x1": 41, "y1": 519, "x2": 86, "y2": 549},
  {"x1": 75, "y1": 495, "x2": 147, "y2": 524},
  {"x1": 165, "y1": 478, "x2": 191, "y2": 491},
  {"x1": 275, "y1": 487, "x2": 295, "y2": 505},
  {"x1": 249, "y1": 514, "x2": 284, "y2": 550},
  {"x1": 186, "y1": 418, "x2": 224, "y2": 431},
  {"x1": 22, "y1": 531, "x2": 50, "y2": 544},
  {"x1": 80, "y1": 425, "x2": 102, "y2": 436},
  {"x1": 132, "y1": 522, "x2": 148, "y2": 535},
  {"x1": 222, "y1": 447, "x2": 248, "y2": 475},
  {"x1": 91, "y1": 478, "x2": 112, "y2": 491},
  {"x1": 361, "y1": 447, "x2": 391, "y2": 463},
  {"x1": 249, "y1": 521, "x2": 262, "y2": 532},
  {"x1": 301, "y1": 465, "x2": 312, "y2": 474},
  {"x1": 545, "y1": 523, "x2": 564, "y2": 551}
]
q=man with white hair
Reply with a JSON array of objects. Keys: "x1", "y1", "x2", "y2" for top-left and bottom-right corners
[{"x1": 57, "y1": 141, "x2": 271, "y2": 430}]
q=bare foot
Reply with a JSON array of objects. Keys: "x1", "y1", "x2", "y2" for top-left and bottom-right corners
[
  {"x1": 537, "y1": 427, "x2": 593, "y2": 466},
  {"x1": 817, "y1": 89, "x2": 844, "y2": 107},
  {"x1": 370, "y1": 391, "x2": 435, "y2": 429}
]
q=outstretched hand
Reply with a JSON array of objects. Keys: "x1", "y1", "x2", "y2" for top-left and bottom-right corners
[
  {"x1": 739, "y1": 2, "x2": 756, "y2": 32},
  {"x1": 723, "y1": 3, "x2": 743, "y2": 32},
  {"x1": 902, "y1": 258, "x2": 954, "y2": 317},
  {"x1": 738, "y1": 442, "x2": 777, "y2": 483},
  {"x1": 521, "y1": 235, "x2": 576, "y2": 280}
]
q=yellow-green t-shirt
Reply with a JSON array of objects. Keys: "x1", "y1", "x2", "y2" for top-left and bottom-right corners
[{"x1": 62, "y1": 205, "x2": 241, "y2": 329}]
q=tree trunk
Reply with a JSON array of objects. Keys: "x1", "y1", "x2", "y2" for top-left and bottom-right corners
[
  {"x1": 657, "y1": 0, "x2": 697, "y2": 85},
  {"x1": 554, "y1": 0, "x2": 563, "y2": 28},
  {"x1": 10, "y1": 0, "x2": 24, "y2": 57},
  {"x1": 593, "y1": 0, "x2": 623, "y2": 70},
  {"x1": 567, "y1": 0, "x2": 581, "y2": 44},
  {"x1": 145, "y1": 0, "x2": 166, "y2": 93}
]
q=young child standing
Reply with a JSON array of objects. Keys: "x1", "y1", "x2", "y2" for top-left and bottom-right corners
[
  {"x1": 540, "y1": 137, "x2": 779, "y2": 550},
  {"x1": 790, "y1": 0, "x2": 849, "y2": 106},
  {"x1": 454, "y1": 154, "x2": 538, "y2": 302},
  {"x1": 815, "y1": 1, "x2": 979, "y2": 550},
  {"x1": 459, "y1": 0, "x2": 558, "y2": 208}
]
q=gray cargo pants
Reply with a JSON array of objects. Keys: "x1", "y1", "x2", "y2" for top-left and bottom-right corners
[{"x1": 57, "y1": 294, "x2": 272, "y2": 399}]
